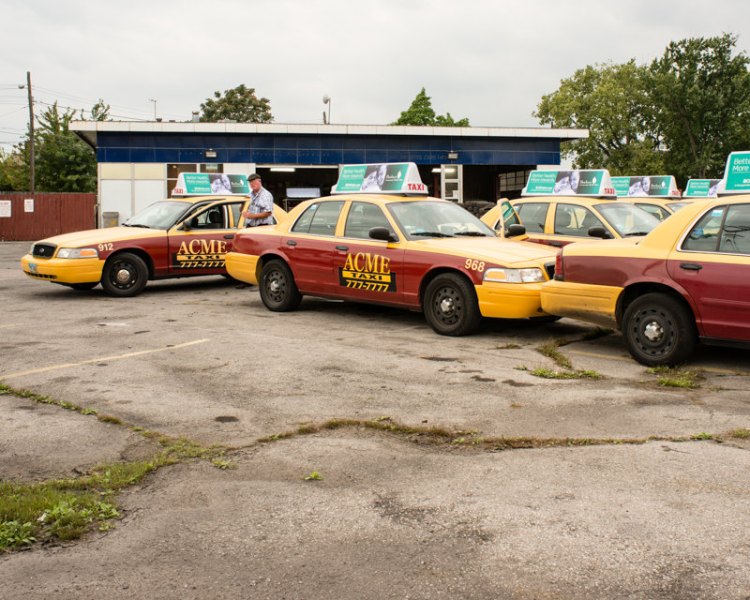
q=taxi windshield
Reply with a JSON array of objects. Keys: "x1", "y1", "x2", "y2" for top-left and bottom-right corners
[
  {"x1": 388, "y1": 200, "x2": 496, "y2": 240},
  {"x1": 124, "y1": 201, "x2": 193, "y2": 229},
  {"x1": 595, "y1": 203, "x2": 661, "y2": 237}
]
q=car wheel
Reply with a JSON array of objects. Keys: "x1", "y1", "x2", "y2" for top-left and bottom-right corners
[
  {"x1": 259, "y1": 260, "x2": 302, "y2": 311},
  {"x1": 622, "y1": 293, "x2": 696, "y2": 366},
  {"x1": 423, "y1": 273, "x2": 481, "y2": 336},
  {"x1": 70, "y1": 282, "x2": 98, "y2": 291},
  {"x1": 101, "y1": 252, "x2": 149, "y2": 297}
]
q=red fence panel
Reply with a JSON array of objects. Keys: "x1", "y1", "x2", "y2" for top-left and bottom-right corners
[{"x1": 0, "y1": 193, "x2": 97, "y2": 241}]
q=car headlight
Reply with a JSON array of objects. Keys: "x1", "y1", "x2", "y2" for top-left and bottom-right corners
[
  {"x1": 56, "y1": 247, "x2": 99, "y2": 259},
  {"x1": 483, "y1": 267, "x2": 545, "y2": 283}
]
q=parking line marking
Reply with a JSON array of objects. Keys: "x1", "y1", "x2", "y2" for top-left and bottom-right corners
[{"x1": 1, "y1": 339, "x2": 210, "y2": 380}]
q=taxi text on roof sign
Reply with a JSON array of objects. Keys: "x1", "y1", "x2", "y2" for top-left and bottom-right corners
[
  {"x1": 717, "y1": 151, "x2": 750, "y2": 195},
  {"x1": 684, "y1": 179, "x2": 721, "y2": 198},
  {"x1": 331, "y1": 163, "x2": 428, "y2": 195},
  {"x1": 522, "y1": 169, "x2": 616, "y2": 198},
  {"x1": 611, "y1": 175, "x2": 681, "y2": 199},
  {"x1": 172, "y1": 173, "x2": 251, "y2": 197}
]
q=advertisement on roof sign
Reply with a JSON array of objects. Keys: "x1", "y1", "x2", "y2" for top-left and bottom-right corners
[
  {"x1": 173, "y1": 173, "x2": 251, "y2": 196},
  {"x1": 611, "y1": 176, "x2": 680, "y2": 198},
  {"x1": 523, "y1": 170, "x2": 614, "y2": 197},
  {"x1": 722, "y1": 152, "x2": 750, "y2": 194},
  {"x1": 332, "y1": 163, "x2": 427, "y2": 195},
  {"x1": 684, "y1": 179, "x2": 721, "y2": 198}
]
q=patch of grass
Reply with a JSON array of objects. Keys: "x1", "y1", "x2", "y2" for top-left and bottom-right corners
[
  {"x1": 211, "y1": 459, "x2": 234, "y2": 470},
  {"x1": 536, "y1": 340, "x2": 573, "y2": 370},
  {"x1": 728, "y1": 428, "x2": 750, "y2": 439},
  {"x1": 303, "y1": 471, "x2": 323, "y2": 481},
  {"x1": 690, "y1": 432, "x2": 715, "y2": 441},
  {"x1": 646, "y1": 367, "x2": 704, "y2": 389},
  {"x1": 527, "y1": 367, "x2": 603, "y2": 380},
  {"x1": 0, "y1": 521, "x2": 35, "y2": 549}
]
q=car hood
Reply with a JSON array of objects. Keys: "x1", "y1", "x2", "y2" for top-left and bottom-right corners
[
  {"x1": 410, "y1": 237, "x2": 558, "y2": 265},
  {"x1": 33, "y1": 227, "x2": 166, "y2": 247}
]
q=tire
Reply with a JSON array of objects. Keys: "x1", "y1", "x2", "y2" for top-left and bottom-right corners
[
  {"x1": 622, "y1": 293, "x2": 696, "y2": 366},
  {"x1": 70, "y1": 282, "x2": 98, "y2": 291},
  {"x1": 259, "y1": 260, "x2": 302, "y2": 312},
  {"x1": 423, "y1": 273, "x2": 481, "y2": 336},
  {"x1": 101, "y1": 252, "x2": 149, "y2": 297}
]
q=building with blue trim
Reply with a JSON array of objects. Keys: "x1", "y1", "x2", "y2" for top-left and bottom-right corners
[{"x1": 72, "y1": 121, "x2": 587, "y2": 225}]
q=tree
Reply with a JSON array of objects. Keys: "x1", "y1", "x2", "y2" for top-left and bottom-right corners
[
  {"x1": 645, "y1": 34, "x2": 750, "y2": 181},
  {"x1": 199, "y1": 85, "x2": 273, "y2": 123},
  {"x1": 392, "y1": 88, "x2": 469, "y2": 126},
  {"x1": 535, "y1": 61, "x2": 664, "y2": 175},
  {"x1": 34, "y1": 102, "x2": 97, "y2": 192}
]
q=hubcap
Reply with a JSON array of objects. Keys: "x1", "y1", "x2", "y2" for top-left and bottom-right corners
[
  {"x1": 643, "y1": 320, "x2": 663, "y2": 343},
  {"x1": 439, "y1": 297, "x2": 455, "y2": 315},
  {"x1": 115, "y1": 267, "x2": 132, "y2": 285},
  {"x1": 269, "y1": 278, "x2": 281, "y2": 293}
]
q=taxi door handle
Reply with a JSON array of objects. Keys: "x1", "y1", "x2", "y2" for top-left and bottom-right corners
[
  {"x1": 223, "y1": 234, "x2": 234, "y2": 240},
  {"x1": 680, "y1": 263, "x2": 703, "y2": 271},
  {"x1": 336, "y1": 245, "x2": 349, "y2": 251},
  {"x1": 286, "y1": 240, "x2": 297, "y2": 247},
  {"x1": 548, "y1": 241, "x2": 563, "y2": 247}
]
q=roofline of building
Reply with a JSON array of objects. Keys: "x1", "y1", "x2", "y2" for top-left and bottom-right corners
[{"x1": 70, "y1": 120, "x2": 589, "y2": 143}]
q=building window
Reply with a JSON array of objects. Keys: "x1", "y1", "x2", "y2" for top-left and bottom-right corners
[{"x1": 498, "y1": 170, "x2": 532, "y2": 193}]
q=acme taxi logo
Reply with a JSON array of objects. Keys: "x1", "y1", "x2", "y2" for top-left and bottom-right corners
[
  {"x1": 174, "y1": 239, "x2": 227, "y2": 268},
  {"x1": 339, "y1": 252, "x2": 396, "y2": 292}
]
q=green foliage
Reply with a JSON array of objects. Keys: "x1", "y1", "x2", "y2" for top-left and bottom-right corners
[
  {"x1": 199, "y1": 84, "x2": 273, "y2": 123},
  {"x1": 536, "y1": 61, "x2": 663, "y2": 174},
  {"x1": 303, "y1": 471, "x2": 323, "y2": 481},
  {"x1": 392, "y1": 88, "x2": 469, "y2": 127},
  {"x1": 0, "y1": 521, "x2": 36, "y2": 549},
  {"x1": 645, "y1": 33, "x2": 750, "y2": 181},
  {"x1": 536, "y1": 34, "x2": 750, "y2": 186},
  {"x1": 646, "y1": 366, "x2": 703, "y2": 389}
]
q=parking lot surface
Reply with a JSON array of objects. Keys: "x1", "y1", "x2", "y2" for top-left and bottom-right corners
[{"x1": 1, "y1": 241, "x2": 749, "y2": 599}]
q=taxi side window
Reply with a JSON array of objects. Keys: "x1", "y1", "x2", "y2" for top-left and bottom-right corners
[
  {"x1": 190, "y1": 207, "x2": 226, "y2": 229},
  {"x1": 516, "y1": 203, "x2": 548, "y2": 233},
  {"x1": 683, "y1": 207, "x2": 725, "y2": 252},
  {"x1": 344, "y1": 202, "x2": 394, "y2": 239},
  {"x1": 554, "y1": 204, "x2": 605, "y2": 237},
  {"x1": 291, "y1": 201, "x2": 344, "y2": 236},
  {"x1": 719, "y1": 204, "x2": 750, "y2": 255}
]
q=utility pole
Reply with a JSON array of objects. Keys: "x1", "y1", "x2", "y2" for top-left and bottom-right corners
[{"x1": 26, "y1": 71, "x2": 35, "y2": 193}]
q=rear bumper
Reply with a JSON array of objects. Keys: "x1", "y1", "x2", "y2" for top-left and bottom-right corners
[
  {"x1": 541, "y1": 279, "x2": 621, "y2": 328},
  {"x1": 225, "y1": 252, "x2": 260, "y2": 285}
]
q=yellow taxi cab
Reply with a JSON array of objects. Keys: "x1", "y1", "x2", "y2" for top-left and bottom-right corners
[
  {"x1": 481, "y1": 169, "x2": 660, "y2": 247},
  {"x1": 541, "y1": 152, "x2": 750, "y2": 366},
  {"x1": 612, "y1": 175, "x2": 688, "y2": 221},
  {"x1": 226, "y1": 163, "x2": 559, "y2": 336},
  {"x1": 21, "y1": 173, "x2": 286, "y2": 297}
]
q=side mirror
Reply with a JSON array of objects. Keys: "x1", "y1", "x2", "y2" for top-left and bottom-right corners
[
  {"x1": 369, "y1": 226, "x2": 397, "y2": 242},
  {"x1": 588, "y1": 226, "x2": 613, "y2": 239},
  {"x1": 506, "y1": 224, "x2": 526, "y2": 237},
  {"x1": 181, "y1": 220, "x2": 192, "y2": 231}
]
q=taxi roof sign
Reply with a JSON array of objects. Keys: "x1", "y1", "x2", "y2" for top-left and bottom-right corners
[
  {"x1": 522, "y1": 169, "x2": 616, "y2": 198},
  {"x1": 611, "y1": 175, "x2": 681, "y2": 199},
  {"x1": 717, "y1": 151, "x2": 750, "y2": 195},
  {"x1": 331, "y1": 163, "x2": 428, "y2": 195},
  {"x1": 172, "y1": 173, "x2": 250, "y2": 197},
  {"x1": 684, "y1": 179, "x2": 721, "y2": 198}
]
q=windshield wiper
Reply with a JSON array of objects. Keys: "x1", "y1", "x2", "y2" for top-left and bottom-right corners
[
  {"x1": 411, "y1": 231, "x2": 453, "y2": 238},
  {"x1": 123, "y1": 223, "x2": 151, "y2": 229},
  {"x1": 454, "y1": 231, "x2": 490, "y2": 237}
]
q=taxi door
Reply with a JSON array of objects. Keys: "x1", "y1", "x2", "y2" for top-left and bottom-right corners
[
  {"x1": 283, "y1": 200, "x2": 346, "y2": 295},
  {"x1": 166, "y1": 199, "x2": 248, "y2": 276},
  {"x1": 669, "y1": 203, "x2": 750, "y2": 341},
  {"x1": 333, "y1": 201, "x2": 404, "y2": 304}
]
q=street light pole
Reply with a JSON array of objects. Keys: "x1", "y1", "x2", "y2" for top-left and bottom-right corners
[
  {"x1": 323, "y1": 95, "x2": 331, "y2": 125},
  {"x1": 148, "y1": 98, "x2": 157, "y2": 120},
  {"x1": 26, "y1": 71, "x2": 35, "y2": 194}
]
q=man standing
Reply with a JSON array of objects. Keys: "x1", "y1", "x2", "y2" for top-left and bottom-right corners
[{"x1": 243, "y1": 173, "x2": 275, "y2": 226}]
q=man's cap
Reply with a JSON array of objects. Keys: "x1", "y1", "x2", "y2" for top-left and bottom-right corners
[{"x1": 248, "y1": 173, "x2": 261, "y2": 181}]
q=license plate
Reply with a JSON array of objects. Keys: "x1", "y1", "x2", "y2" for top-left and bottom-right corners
[{"x1": 28, "y1": 262, "x2": 37, "y2": 273}]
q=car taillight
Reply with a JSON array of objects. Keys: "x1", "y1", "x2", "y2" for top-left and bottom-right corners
[{"x1": 554, "y1": 251, "x2": 564, "y2": 281}]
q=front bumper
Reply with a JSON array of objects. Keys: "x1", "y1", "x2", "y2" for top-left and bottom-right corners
[
  {"x1": 475, "y1": 281, "x2": 548, "y2": 319},
  {"x1": 21, "y1": 254, "x2": 104, "y2": 285}
]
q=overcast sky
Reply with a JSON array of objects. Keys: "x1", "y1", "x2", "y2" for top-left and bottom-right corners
[{"x1": 2, "y1": 0, "x2": 750, "y2": 152}]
